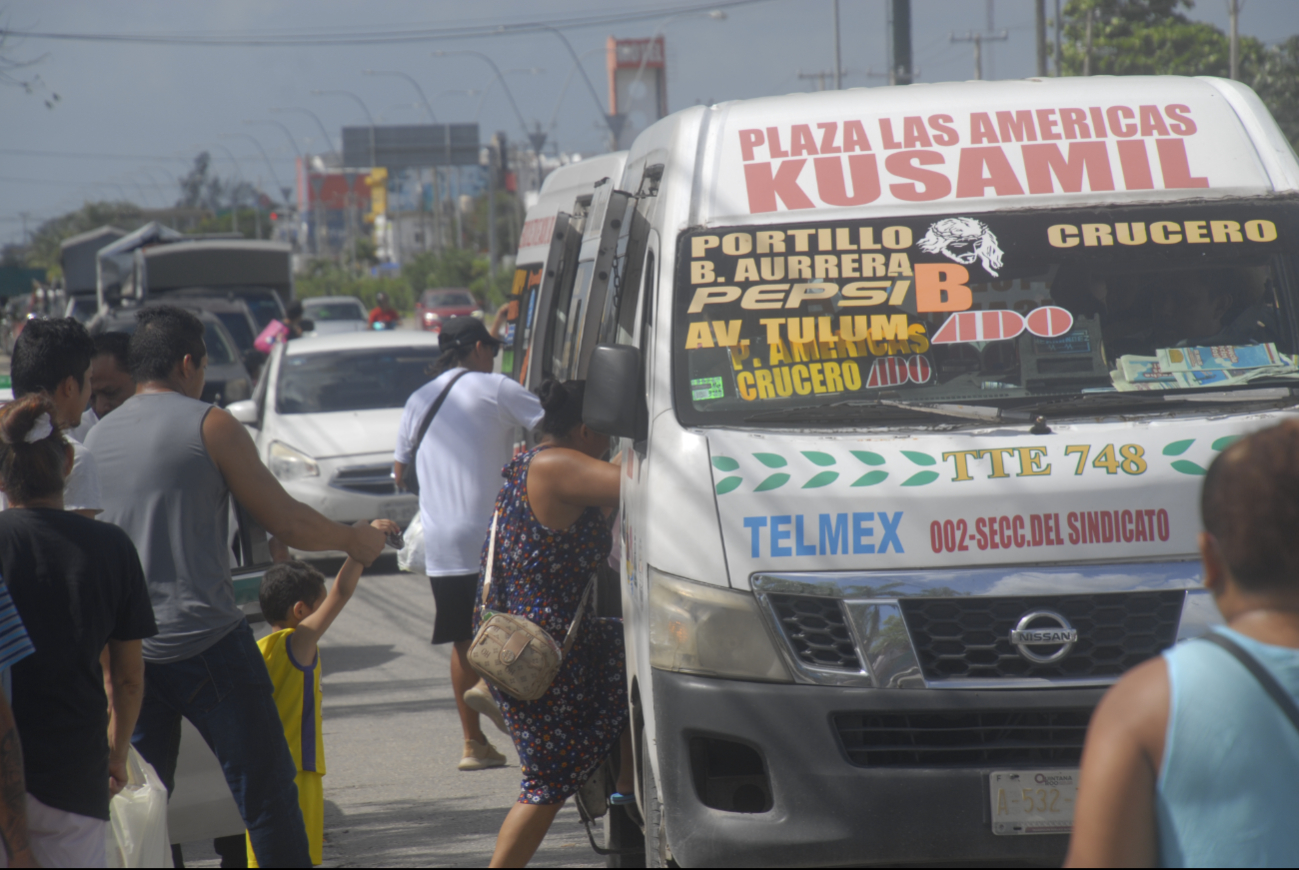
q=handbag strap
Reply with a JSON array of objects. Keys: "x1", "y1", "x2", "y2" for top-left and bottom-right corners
[
  {"x1": 480, "y1": 508, "x2": 596, "y2": 656},
  {"x1": 1200, "y1": 631, "x2": 1299, "y2": 736},
  {"x1": 413, "y1": 368, "x2": 469, "y2": 454}
]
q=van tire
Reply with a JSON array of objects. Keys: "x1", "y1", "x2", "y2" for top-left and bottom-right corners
[
  {"x1": 604, "y1": 802, "x2": 646, "y2": 868},
  {"x1": 642, "y1": 731, "x2": 674, "y2": 868}
]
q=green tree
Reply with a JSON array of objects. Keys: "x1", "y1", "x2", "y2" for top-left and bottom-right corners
[
  {"x1": 1061, "y1": 0, "x2": 1299, "y2": 150},
  {"x1": 294, "y1": 260, "x2": 415, "y2": 313},
  {"x1": 401, "y1": 248, "x2": 512, "y2": 308}
]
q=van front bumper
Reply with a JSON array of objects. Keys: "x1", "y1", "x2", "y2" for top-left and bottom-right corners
[{"x1": 651, "y1": 669, "x2": 1104, "y2": 867}]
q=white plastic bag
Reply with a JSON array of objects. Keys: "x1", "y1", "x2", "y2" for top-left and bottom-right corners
[
  {"x1": 106, "y1": 747, "x2": 173, "y2": 868},
  {"x1": 397, "y1": 512, "x2": 426, "y2": 573}
]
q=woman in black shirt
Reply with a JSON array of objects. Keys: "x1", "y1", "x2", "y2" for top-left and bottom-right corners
[{"x1": 0, "y1": 394, "x2": 156, "y2": 867}]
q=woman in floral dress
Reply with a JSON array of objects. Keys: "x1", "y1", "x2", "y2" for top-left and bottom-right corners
[{"x1": 476, "y1": 379, "x2": 631, "y2": 867}]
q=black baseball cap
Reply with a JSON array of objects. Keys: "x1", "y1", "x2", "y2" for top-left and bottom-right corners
[{"x1": 438, "y1": 316, "x2": 500, "y2": 353}]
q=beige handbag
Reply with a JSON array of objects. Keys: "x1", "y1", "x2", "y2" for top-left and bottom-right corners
[{"x1": 468, "y1": 512, "x2": 596, "y2": 702}]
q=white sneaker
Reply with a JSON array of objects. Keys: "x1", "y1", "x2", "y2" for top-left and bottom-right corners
[
  {"x1": 458, "y1": 738, "x2": 507, "y2": 771},
  {"x1": 464, "y1": 681, "x2": 509, "y2": 735}
]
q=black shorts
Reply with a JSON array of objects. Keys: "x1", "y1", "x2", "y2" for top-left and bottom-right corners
[{"x1": 429, "y1": 573, "x2": 480, "y2": 645}]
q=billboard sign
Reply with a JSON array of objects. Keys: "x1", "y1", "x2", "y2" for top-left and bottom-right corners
[{"x1": 341, "y1": 123, "x2": 480, "y2": 169}]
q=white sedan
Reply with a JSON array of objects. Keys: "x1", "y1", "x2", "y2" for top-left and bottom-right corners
[
  {"x1": 228, "y1": 331, "x2": 440, "y2": 534},
  {"x1": 301, "y1": 295, "x2": 369, "y2": 336}
]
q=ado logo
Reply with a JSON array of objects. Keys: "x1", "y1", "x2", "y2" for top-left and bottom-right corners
[{"x1": 932, "y1": 306, "x2": 1074, "y2": 344}]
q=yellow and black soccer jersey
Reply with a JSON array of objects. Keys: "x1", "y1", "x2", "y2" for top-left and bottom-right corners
[{"x1": 258, "y1": 627, "x2": 325, "y2": 774}]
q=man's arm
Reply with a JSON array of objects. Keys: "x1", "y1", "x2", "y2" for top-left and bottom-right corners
[
  {"x1": 1064, "y1": 657, "x2": 1168, "y2": 868},
  {"x1": 202, "y1": 407, "x2": 386, "y2": 566},
  {"x1": 106, "y1": 639, "x2": 144, "y2": 798},
  {"x1": 0, "y1": 691, "x2": 33, "y2": 867},
  {"x1": 288, "y1": 520, "x2": 400, "y2": 665}
]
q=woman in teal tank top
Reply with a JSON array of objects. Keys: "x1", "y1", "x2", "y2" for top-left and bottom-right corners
[{"x1": 1067, "y1": 421, "x2": 1299, "y2": 868}]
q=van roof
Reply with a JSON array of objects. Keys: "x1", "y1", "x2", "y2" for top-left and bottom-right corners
[{"x1": 636, "y1": 76, "x2": 1299, "y2": 227}]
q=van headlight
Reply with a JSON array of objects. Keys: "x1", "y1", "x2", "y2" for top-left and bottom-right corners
[
  {"x1": 268, "y1": 441, "x2": 319, "y2": 481},
  {"x1": 648, "y1": 569, "x2": 791, "y2": 683}
]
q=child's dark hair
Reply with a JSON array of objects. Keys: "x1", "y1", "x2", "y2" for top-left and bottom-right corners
[
  {"x1": 0, "y1": 394, "x2": 68, "y2": 504},
  {"x1": 536, "y1": 379, "x2": 586, "y2": 436},
  {"x1": 260, "y1": 560, "x2": 327, "y2": 625}
]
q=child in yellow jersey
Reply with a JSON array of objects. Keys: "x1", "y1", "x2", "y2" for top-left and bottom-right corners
[{"x1": 246, "y1": 519, "x2": 400, "y2": 867}]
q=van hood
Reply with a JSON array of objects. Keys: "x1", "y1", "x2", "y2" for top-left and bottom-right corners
[
  {"x1": 706, "y1": 412, "x2": 1295, "y2": 587},
  {"x1": 272, "y1": 407, "x2": 403, "y2": 461}
]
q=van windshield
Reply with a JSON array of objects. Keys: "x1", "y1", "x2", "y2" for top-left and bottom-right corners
[{"x1": 674, "y1": 200, "x2": 1299, "y2": 425}]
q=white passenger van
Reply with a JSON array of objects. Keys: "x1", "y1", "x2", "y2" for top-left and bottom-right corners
[{"x1": 520, "y1": 76, "x2": 1299, "y2": 866}]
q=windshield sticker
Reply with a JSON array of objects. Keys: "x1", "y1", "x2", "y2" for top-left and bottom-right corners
[
  {"x1": 918, "y1": 218, "x2": 1004, "y2": 276},
  {"x1": 931, "y1": 306, "x2": 1074, "y2": 344},
  {"x1": 1111, "y1": 344, "x2": 1297, "y2": 391},
  {"x1": 691, "y1": 376, "x2": 726, "y2": 401}
]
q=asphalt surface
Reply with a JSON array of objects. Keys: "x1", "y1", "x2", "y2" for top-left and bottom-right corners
[{"x1": 182, "y1": 555, "x2": 603, "y2": 868}]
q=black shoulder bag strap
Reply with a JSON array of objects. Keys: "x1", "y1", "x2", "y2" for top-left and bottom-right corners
[
  {"x1": 401, "y1": 369, "x2": 469, "y2": 496},
  {"x1": 1200, "y1": 631, "x2": 1299, "y2": 735}
]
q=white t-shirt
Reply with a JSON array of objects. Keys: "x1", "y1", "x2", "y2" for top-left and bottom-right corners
[
  {"x1": 0, "y1": 433, "x2": 102, "y2": 514},
  {"x1": 394, "y1": 368, "x2": 544, "y2": 576},
  {"x1": 69, "y1": 407, "x2": 98, "y2": 443}
]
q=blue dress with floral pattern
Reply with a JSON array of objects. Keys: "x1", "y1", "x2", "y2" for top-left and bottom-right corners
[{"x1": 474, "y1": 446, "x2": 628, "y2": 805}]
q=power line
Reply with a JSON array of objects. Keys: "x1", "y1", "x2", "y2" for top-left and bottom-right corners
[{"x1": 6, "y1": 0, "x2": 770, "y2": 47}]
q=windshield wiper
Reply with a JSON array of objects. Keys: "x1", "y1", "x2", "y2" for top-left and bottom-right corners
[
  {"x1": 744, "y1": 399, "x2": 1025, "y2": 425},
  {"x1": 1017, "y1": 386, "x2": 1298, "y2": 417}
]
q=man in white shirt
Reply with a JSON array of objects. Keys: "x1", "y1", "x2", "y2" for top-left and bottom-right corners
[
  {"x1": 394, "y1": 317, "x2": 544, "y2": 771},
  {"x1": 9, "y1": 318, "x2": 101, "y2": 517}
]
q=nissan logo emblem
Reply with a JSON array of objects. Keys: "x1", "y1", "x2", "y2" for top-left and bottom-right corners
[{"x1": 1009, "y1": 610, "x2": 1078, "y2": 664}]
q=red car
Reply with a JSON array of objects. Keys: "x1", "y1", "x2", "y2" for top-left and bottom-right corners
[{"x1": 416, "y1": 288, "x2": 483, "y2": 332}]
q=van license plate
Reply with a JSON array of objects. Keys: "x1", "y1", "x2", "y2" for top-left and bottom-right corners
[{"x1": 989, "y1": 770, "x2": 1077, "y2": 835}]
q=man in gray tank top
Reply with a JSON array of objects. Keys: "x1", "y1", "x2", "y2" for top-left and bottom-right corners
[{"x1": 87, "y1": 306, "x2": 386, "y2": 867}]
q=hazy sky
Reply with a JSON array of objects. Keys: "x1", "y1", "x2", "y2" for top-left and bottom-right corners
[{"x1": 2, "y1": 0, "x2": 1297, "y2": 245}]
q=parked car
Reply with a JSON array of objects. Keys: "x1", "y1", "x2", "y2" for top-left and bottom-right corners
[
  {"x1": 301, "y1": 296, "x2": 368, "y2": 336},
  {"x1": 89, "y1": 304, "x2": 252, "y2": 406},
  {"x1": 415, "y1": 287, "x2": 482, "y2": 332},
  {"x1": 170, "y1": 285, "x2": 286, "y2": 333},
  {"x1": 225, "y1": 330, "x2": 440, "y2": 535}
]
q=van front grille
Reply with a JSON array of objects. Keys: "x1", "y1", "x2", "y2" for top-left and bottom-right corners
[
  {"x1": 899, "y1": 592, "x2": 1184, "y2": 681},
  {"x1": 766, "y1": 594, "x2": 861, "y2": 671},
  {"x1": 834, "y1": 709, "x2": 1090, "y2": 767}
]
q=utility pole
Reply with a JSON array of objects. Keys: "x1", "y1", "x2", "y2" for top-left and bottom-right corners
[
  {"x1": 832, "y1": 0, "x2": 843, "y2": 90},
  {"x1": 1229, "y1": 0, "x2": 1240, "y2": 80},
  {"x1": 951, "y1": 29, "x2": 1007, "y2": 81},
  {"x1": 1035, "y1": 0, "x2": 1048, "y2": 77},
  {"x1": 1054, "y1": 0, "x2": 1063, "y2": 76},
  {"x1": 1083, "y1": 6, "x2": 1095, "y2": 76},
  {"x1": 891, "y1": 0, "x2": 913, "y2": 85}
]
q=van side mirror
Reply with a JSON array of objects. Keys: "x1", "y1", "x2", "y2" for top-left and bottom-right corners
[
  {"x1": 227, "y1": 399, "x2": 259, "y2": 427},
  {"x1": 584, "y1": 344, "x2": 646, "y2": 441}
]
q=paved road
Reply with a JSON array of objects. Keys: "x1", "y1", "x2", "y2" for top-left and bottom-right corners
[{"x1": 180, "y1": 555, "x2": 603, "y2": 868}]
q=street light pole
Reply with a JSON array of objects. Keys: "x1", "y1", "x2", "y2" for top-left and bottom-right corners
[
  {"x1": 528, "y1": 27, "x2": 623, "y2": 149},
  {"x1": 209, "y1": 142, "x2": 247, "y2": 235},
  {"x1": 312, "y1": 89, "x2": 377, "y2": 167},
  {"x1": 221, "y1": 132, "x2": 290, "y2": 204},
  {"x1": 270, "y1": 107, "x2": 336, "y2": 154},
  {"x1": 363, "y1": 70, "x2": 437, "y2": 123},
  {"x1": 833, "y1": 0, "x2": 843, "y2": 90}
]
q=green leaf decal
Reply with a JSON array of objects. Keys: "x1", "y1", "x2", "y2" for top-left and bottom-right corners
[
  {"x1": 754, "y1": 473, "x2": 791, "y2": 491},
  {"x1": 711, "y1": 456, "x2": 740, "y2": 472},
  {"x1": 754, "y1": 453, "x2": 787, "y2": 468},
  {"x1": 802, "y1": 451, "x2": 836, "y2": 467},
  {"x1": 714, "y1": 476, "x2": 743, "y2": 495},
  {"x1": 901, "y1": 470, "x2": 940, "y2": 486},
  {"x1": 803, "y1": 471, "x2": 839, "y2": 489},
  {"x1": 901, "y1": 451, "x2": 937, "y2": 467},
  {"x1": 1211, "y1": 436, "x2": 1240, "y2": 452},
  {"x1": 851, "y1": 471, "x2": 889, "y2": 487},
  {"x1": 851, "y1": 450, "x2": 886, "y2": 466},
  {"x1": 1171, "y1": 460, "x2": 1207, "y2": 476},
  {"x1": 1162, "y1": 439, "x2": 1195, "y2": 456}
]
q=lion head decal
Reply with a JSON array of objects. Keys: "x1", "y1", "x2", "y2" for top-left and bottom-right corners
[{"x1": 917, "y1": 217, "x2": 1004, "y2": 277}]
